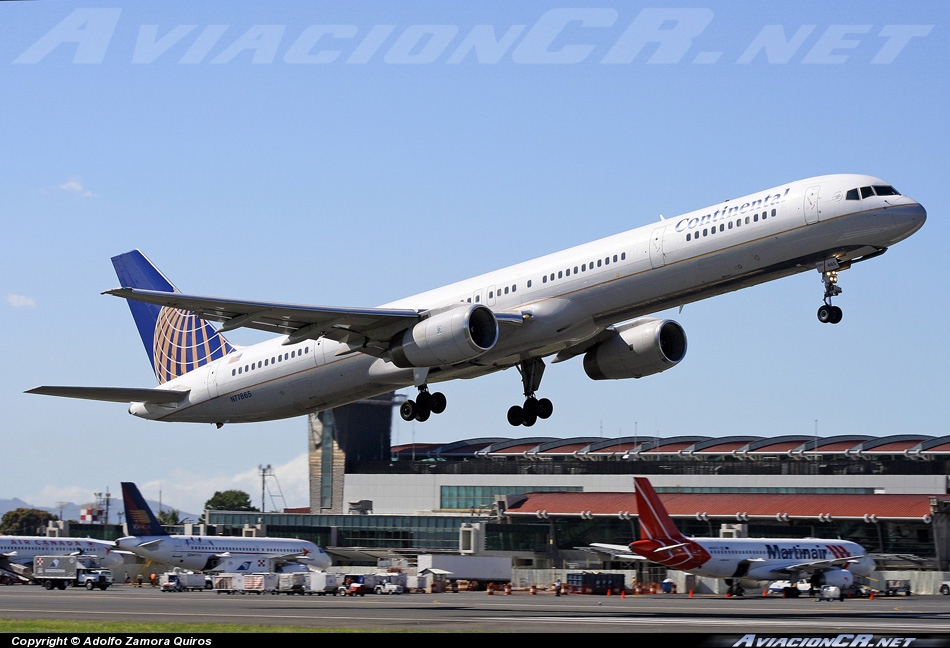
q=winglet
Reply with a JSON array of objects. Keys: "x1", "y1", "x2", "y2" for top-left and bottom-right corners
[{"x1": 121, "y1": 482, "x2": 168, "y2": 537}]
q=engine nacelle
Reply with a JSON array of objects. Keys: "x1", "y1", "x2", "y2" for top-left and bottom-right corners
[
  {"x1": 390, "y1": 304, "x2": 498, "y2": 368},
  {"x1": 583, "y1": 318, "x2": 687, "y2": 381},
  {"x1": 810, "y1": 569, "x2": 853, "y2": 589}
]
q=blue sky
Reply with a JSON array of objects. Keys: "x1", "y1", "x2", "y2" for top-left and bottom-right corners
[{"x1": 2, "y1": 1, "x2": 947, "y2": 517}]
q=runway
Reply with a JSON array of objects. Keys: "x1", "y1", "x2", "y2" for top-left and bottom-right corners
[{"x1": 3, "y1": 585, "x2": 950, "y2": 635}]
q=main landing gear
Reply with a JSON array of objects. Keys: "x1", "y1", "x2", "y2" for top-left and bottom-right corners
[
  {"x1": 506, "y1": 358, "x2": 554, "y2": 427},
  {"x1": 399, "y1": 385, "x2": 447, "y2": 423},
  {"x1": 816, "y1": 259, "x2": 844, "y2": 325}
]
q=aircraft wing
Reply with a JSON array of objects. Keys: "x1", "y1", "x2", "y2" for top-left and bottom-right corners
[
  {"x1": 588, "y1": 543, "x2": 645, "y2": 560},
  {"x1": 24, "y1": 386, "x2": 189, "y2": 404},
  {"x1": 774, "y1": 555, "x2": 871, "y2": 574},
  {"x1": 105, "y1": 287, "x2": 422, "y2": 349}
]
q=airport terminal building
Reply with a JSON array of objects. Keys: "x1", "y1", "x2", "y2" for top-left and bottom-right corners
[{"x1": 199, "y1": 402, "x2": 950, "y2": 573}]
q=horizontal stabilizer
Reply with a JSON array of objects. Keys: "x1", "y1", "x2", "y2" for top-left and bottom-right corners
[{"x1": 25, "y1": 386, "x2": 189, "y2": 404}]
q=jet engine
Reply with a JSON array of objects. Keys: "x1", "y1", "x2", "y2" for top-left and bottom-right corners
[
  {"x1": 810, "y1": 569, "x2": 854, "y2": 589},
  {"x1": 390, "y1": 304, "x2": 498, "y2": 368},
  {"x1": 583, "y1": 318, "x2": 687, "y2": 380}
]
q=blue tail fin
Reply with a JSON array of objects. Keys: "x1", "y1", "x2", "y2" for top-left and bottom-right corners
[
  {"x1": 112, "y1": 250, "x2": 233, "y2": 384},
  {"x1": 121, "y1": 482, "x2": 168, "y2": 537}
]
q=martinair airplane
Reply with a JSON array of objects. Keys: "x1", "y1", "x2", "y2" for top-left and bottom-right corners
[
  {"x1": 115, "y1": 482, "x2": 332, "y2": 573},
  {"x1": 27, "y1": 174, "x2": 925, "y2": 427},
  {"x1": 592, "y1": 477, "x2": 876, "y2": 597}
]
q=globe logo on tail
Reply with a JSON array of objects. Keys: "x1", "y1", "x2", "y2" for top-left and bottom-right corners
[{"x1": 153, "y1": 307, "x2": 233, "y2": 383}]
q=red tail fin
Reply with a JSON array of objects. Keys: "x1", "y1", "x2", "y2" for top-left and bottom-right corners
[{"x1": 634, "y1": 477, "x2": 688, "y2": 542}]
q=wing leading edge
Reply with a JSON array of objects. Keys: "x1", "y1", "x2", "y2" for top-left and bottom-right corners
[{"x1": 104, "y1": 287, "x2": 422, "y2": 350}]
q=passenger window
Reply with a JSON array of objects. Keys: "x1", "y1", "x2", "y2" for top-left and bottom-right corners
[
  {"x1": 861, "y1": 186, "x2": 874, "y2": 199},
  {"x1": 686, "y1": 233, "x2": 691, "y2": 241},
  {"x1": 846, "y1": 189, "x2": 859, "y2": 200}
]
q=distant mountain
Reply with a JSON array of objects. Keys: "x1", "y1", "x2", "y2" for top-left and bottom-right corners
[{"x1": 0, "y1": 497, "x2": 201, "y2": 527}]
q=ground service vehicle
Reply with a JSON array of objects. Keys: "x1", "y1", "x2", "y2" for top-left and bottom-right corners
[
  {"x1": 33, "y1": 556, "x2": 112, "y2": 590},
  {"x1": 339, "y1": 582, "x2": 366, "y2": 596},
  {"x1": 939, "y1": 581, "x2": 949, "y2": 595},
  {"x1": 160, "y1": 572, "x2": 208, "y2": 592},
  {"x1": 308, "y1": 572, "x2": 339, "y2": 595},
  {"x1": 817, "y1": 585, "x2": 844, "y2": 602},
  {"x1": 885, "y1": 579, "x2": 911, "y2": 596},
  {"x1": 374, "y1": 582, "x2": 404, "y2": 595}
]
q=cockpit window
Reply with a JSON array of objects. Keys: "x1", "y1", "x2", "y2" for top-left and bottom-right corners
[{"x1": 846, "y1": 185, "x2": 901, "y2": 201}]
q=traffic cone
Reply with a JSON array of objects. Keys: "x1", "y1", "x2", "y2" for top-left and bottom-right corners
[
  {"x1": 621, "y1": 590, "x2": 626, "y2": 599},
  {"x1": 688, "y1": 590, "x2": 693, "y2": 598}
]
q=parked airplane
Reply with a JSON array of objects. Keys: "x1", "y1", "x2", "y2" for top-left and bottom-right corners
[
  {"x1": 27, "y1": 174, "x2": 925, "y2": 427},
  {"x1": 593, "y1": 477, "x2": 876, "y2": 597},
  {"x1": 0, "y1": 535, "x2": 124, "y2": 582},
  {"x1": 114, "y1": 482, "x2": 331, "y2": 573}
]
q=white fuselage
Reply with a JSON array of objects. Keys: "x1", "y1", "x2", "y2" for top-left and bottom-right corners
[
  {"x1": 685, "y1": 537, "x2": 875, "y2": 582},
  {"x1": 131, "y1": 173, "x2": 926, "y2": 423},
  {"x1": 0, "y1": 536, "x2": 123, "y2": 569},
  {"x1": 114, "y1": 534, "x2": 331, "y2": 572}
]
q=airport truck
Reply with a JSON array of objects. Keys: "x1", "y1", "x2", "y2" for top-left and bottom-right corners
[
  {"x1": 33, "y1": 555, "x2": 113, "y2": 591},
  {"x1": 160, "y1": 571, "x2": 208, "y2": 592},
  {"x1": 416, "y1": 555, "x2": 512, "y2": 590}
]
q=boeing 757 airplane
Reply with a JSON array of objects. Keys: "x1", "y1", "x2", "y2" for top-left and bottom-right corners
[
  {"x1": 27, "y1": 174, "x2": 925, "y2": 427},
  {"x1": 115, "y1": 482, "x2": 331, "y2": 573},
  {"x1": 593, "y1": 477, "x2": 876, "y2": 597}
]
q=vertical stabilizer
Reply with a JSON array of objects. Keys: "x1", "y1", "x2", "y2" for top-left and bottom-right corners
[
  {"x1": 631, "y1": 477, "x2": 710, "y2": 569},
  {"x1": 121, "y1": 482, "x2": 168, "y2": 537},
  {"x1": 634, "y1": 477, "x2": 688, "y2": 542},
  {"x1": 112, "y1": 250, "x2": 233, "y2": 383}
]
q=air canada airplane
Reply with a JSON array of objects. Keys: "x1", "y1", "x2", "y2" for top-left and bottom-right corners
[
  {"x1": 114, "y1": 482, "x2": 331, "y2": 573},
  {"x1": 593, "y1": 477, "x2": 876, "y2": 597},
  {"x1": 0, "y1": 536, "x2": 125, "y2": 581},
  {"x1": 27, "y1": 174, "x2": 925, "y2": 427}
]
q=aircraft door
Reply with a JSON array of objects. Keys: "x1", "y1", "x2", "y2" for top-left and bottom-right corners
[
  {"x1": 803, "y1": 185, "x2": 820, "y2": 224},
  {"x1": 206, "y1": 359, "x2": 220, "y2": 398},
  {"x1": 649, "y1": 227, "x2": 666, "y2": 269}
]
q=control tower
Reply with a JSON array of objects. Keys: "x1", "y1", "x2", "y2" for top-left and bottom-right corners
[{"x1": 308, "y1": 393, "x2": 399, "y2": 514}]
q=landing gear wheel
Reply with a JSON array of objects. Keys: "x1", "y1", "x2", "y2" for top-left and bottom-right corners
[
  {"x1": 414, "y1": 407, "x2": 430, "y2": 422},
  {"x1": 430, "y1": 392, "x2": 446, "y2": 414},
  {"x1": 507, "y1": 405, "x2": 524, "y2": 426},
  {"x1": 817, "y1": 304, "x2": 843, "y2": 324},
  {"x1": 399, "y1": 400, "x2": 417, "y2": 422},
  {"x1": 537, "y1": 398, "x2": 553, "y2": 419}
]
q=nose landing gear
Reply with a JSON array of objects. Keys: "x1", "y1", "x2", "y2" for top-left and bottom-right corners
[{"x1": 817, "y1": 259, "x2": 843, "y2": 324}]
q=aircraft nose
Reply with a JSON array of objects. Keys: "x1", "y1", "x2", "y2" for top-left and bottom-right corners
[{"x1": 889, "y1": 199, "x2": 926, "y2": 238}]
